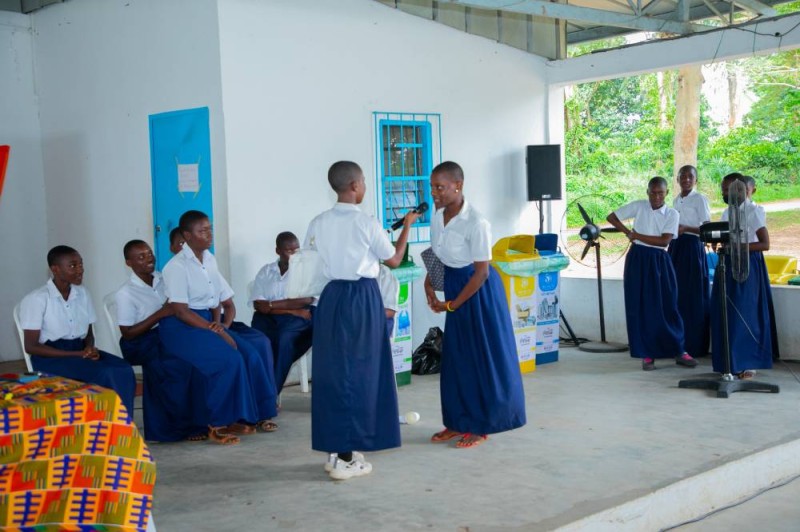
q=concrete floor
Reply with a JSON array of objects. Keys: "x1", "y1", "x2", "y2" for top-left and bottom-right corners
[
  {"x1": 142, "y1": 348, "x2": 800, "y2": 531},
  {"x1": 674, "y1": 475, "x2": 800, "y2": 531}
]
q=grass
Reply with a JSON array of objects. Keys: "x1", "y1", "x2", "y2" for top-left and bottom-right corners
[
  {"x1": 704, "y1": 182, "x2": 800, "y2": 210},
  {"x1": 767, "y1": 210, "x2": 800, "y2": 231}
]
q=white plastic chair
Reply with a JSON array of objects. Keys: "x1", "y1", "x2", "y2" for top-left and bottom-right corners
[
  {"x1": 247, "y1": 279, "x2": 310, "y2": 393},
  {"x1": 12, "y1": 302, "x2": 34, "y2": 372},
  {"x1": 103, "y1": 291, "x2": 141, "y2": 385},
  {"x1": 102, "y1": 292, "x2": 124, "y2": 357}
]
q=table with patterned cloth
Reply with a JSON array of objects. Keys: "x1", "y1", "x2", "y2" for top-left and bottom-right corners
[{"x1": 0, "y1": 376, "x2": 156, "y2": 531}]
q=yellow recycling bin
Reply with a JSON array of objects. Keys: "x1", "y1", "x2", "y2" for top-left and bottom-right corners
[{"x1": 492, "y1": 235, "x2": 540, "y2": 374}]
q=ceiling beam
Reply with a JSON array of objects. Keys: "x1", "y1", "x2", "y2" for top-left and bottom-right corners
[
  {"x1": 731, "y1": 0, "x2": 777, "y2": 17},
  {"x1": 439, "y1": 0, "x2": 708, "y2": 34},
  {"x1": 566, "y1": 0, "x2": 779, "y2": 43},
  {"x1": 549, "y1": 11, "x2": 800, "y2": 86}
]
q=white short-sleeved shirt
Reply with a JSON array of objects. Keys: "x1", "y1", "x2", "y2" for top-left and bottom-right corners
[
  {"x1": 378, "y1": 264, "x2": 400, "y2": 312},
  {"x1": 720, "y1": 200, "x2": 766, "y2": 243},
  {"x1": 115, "y1": 272, "x2": 167, "y2": 327},
  {"x1": 614, "y1": 200, "x2": 679, "y2": 250},
  {"x1": 250, "y1": 261, "x2": 288, "y2": 303},
  {"x1": 162, "y1": 243, "x2": 234, "y2": 310},
  {"x1": 672, "y1": 190, "x2": 711, "y2": 235},
  {"x1": 431, "y1": 199, "x2": 492, "y2": 268},
  {"x1": 18, "y1": 279, "x2": 97, "y2": 343},
  {"x1": 304, "y1": 203, "x2": 395, "y2": 281}
]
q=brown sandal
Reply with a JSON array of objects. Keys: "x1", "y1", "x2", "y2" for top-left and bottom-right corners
[
  {"x1": 208, "y1": 426, "x2": 240, "y2": 445},
  {"x1": 431, "y1": 428, "x2": 462, "y2": 443},
  {"x1": 256, "y1": 420, "x2": 278, "y2": 433}
]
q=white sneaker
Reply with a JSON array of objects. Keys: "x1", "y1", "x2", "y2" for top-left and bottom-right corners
[
  {"x1": 324, "y1": 451, "x2": 365, "y2": 472},
  {"x1": 328, "y1": 456, "x2": 372, "y2": 480}
]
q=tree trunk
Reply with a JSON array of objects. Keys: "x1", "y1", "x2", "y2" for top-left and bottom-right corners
[
  {"x1": 673, "y1": 65, "x2": 704, "y2": 176},
  {"x1": 657, "y1": 71, "x2": 668, "y2": 129},
  {"x1": 727, "y1": 64, "x2": 738, "y2": 129}
]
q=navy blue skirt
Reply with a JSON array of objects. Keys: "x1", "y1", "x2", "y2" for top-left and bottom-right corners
[
  {"x1": 385, "y1": 316, "x2": 395, "y2": 341},
  {"x1": 227, "y1": 321, "x2": 278, "y2": 420},
  {"x1": 33, "y1": 338, "x2": 136, "y2": 416},
  {"x1": 441, "y1": 265, "x2": 526, "y2": 435},
  {"x1": 624, "y1": 244, "x2": 685, "y2": 359},
  {"x1": 251, "y1": 312, "x2": 312, "y2": 394},
  {"x1": 158, "y1": 311, "x2": 259, "y2": 427},
  {"x1": 668, "y1": 234, "x2": 710, "y2": 357},
  {"x1": 119, "y1": 329, "x2": 204, "y2": 442},
  {"x1": 311, "y1": 278, "x2": 400, "y2": 453},
  {"x1": 711, "y1": 252, "x2": 774, "y2": 373}
]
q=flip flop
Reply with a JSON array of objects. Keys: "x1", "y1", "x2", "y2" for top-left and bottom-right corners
[
  {"x1": 256, "y1": 420, "x2": 279, "y2": 433},
  {"x1": 186, "y1": 433, "x2": 209, "y2": 442},
  {"x1": 431, "y1": 429, "x2": 462, "y2": 443},
  {"x1": 455, "y1": 433, "x2": 487, "y2": 449},
  {"x1": 208, "y1": 426, "x2": 240, "y2": 446},
  {"x1": 738, "y1": 370, "x2": 757, "y2": 380}
]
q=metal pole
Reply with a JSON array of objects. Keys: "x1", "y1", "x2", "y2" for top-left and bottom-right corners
[{"x1": 595, "y1": 243, "x2": 607, "y2": 343}]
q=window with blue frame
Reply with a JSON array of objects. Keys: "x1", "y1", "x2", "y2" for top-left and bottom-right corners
[{"x1": 373, "y1": 112, "x2": 441, "y2": 244}]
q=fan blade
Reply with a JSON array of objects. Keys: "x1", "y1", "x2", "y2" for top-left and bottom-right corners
[
  {"x1": 577, "y1": 203, "x2": 593, "y2": 225},
  {"x1": 580, "y1": 240, "x2": 592, "y2": 261},
  {"x1": 600, "y1": 227, "x2": 621, "y2": 233}
]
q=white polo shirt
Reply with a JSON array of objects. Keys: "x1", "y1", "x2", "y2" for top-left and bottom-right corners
[
  {"x1": 19, "y1": 279, "x2": 96, "y2": 343},
  {"x1": 721, "y1": 200, "x2": 766, "y2": 243},
  {"x1": 304, "y1": 203, "x2": 395, "y2": 281},
  {"x1": 115, "y1": 272, "x2": 167, "y2": 327},
  {"x1": 672, "y1": 190, "x2": 711, "y2": 235},
  {"x1": 250, "y1": 261, "x2": 288, "y2": 303},
  {"x1": 431, "y1": 199, "x2": 492, "y2": 268},
  {"x1": 162, "y1": 244, "x2": 234, "y2": 310},
  {"x1": 614, "y1": 200, "x2": 679, "y2": 250}
]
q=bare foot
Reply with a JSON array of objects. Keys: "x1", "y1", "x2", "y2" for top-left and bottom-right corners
[
  {"x1": 455, "y1": 433, "x2": 488, "y2": 449},
  {"x1": 225, "y1": 422, "x2": 256, "y2": 435},
  {"x1": 430, "y1": 428, "x2": 462, "y2": 443},
  {"x1": 208, "y1": 426, "x2": 240, "y2": 445}
]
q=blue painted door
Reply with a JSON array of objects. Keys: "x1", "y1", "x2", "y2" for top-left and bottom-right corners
[{"x1": 149, "y1": 107, "x2": 214, "y2": 269}]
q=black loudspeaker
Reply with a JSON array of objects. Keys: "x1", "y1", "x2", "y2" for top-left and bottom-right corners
[{"x1": 526, "y1": 145, "x2": 562, "y2": 201}]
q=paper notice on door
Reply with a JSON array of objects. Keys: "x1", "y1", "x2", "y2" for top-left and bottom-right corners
[{"x1": 177, "y1": 163, "x2": 200, "y2": 193}]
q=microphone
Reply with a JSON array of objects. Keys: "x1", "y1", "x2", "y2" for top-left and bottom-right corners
[{"x1": 390, "y1": 202, "x2": 429, "y2": 230}]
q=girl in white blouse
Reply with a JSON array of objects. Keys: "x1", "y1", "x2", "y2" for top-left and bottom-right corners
[{"x1": 425, "y1": 161, "x2": 526, "y2": 449}]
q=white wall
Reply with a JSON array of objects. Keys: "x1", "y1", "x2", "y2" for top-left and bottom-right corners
[
  {"x1": 217, "y1": 0, "x2": 550, "y2": 339},
  {"x1": 0, "y1": 12, "x2": 48, "y2": 361},
  {"x1": 561, "y1": 277, "x2": 800, "y2": 358},
  {"x1": 30, "y1": 0, "x2": 229, "y2": 351}
]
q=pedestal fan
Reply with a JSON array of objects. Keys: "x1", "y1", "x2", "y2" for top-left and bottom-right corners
[
  {"x1": 560, "y1": 194, "x2": 629, "y2": 353},
  {"x1": 678, "y1": 180, "x2": 780, "y2": 398}
]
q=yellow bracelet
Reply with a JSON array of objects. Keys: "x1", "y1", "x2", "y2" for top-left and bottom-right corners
[{"x1": 446, "y1": 301, "x2": 455, "y2": 312}]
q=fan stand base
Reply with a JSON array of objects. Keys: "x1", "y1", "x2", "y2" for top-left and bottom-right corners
[
  {"x1": 678, "y1": 374, "x2": 780, "y2": 399},
  {"x1": 579, "y1": 341, "x2": 629, "y2": 353}
]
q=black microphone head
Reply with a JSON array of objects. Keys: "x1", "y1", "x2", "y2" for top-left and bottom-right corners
[{"x1": 416, "y1": 202, "x2": 429, "y2": 214}]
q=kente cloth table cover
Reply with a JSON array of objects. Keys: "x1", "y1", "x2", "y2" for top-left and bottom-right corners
[{"x1": 0, "y1": 376, "x2": 156, "y2": 531}]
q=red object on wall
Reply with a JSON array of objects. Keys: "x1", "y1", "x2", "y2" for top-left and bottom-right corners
[{"x1": 0, "y1": 145, "x2": 9, "y2": 197}]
